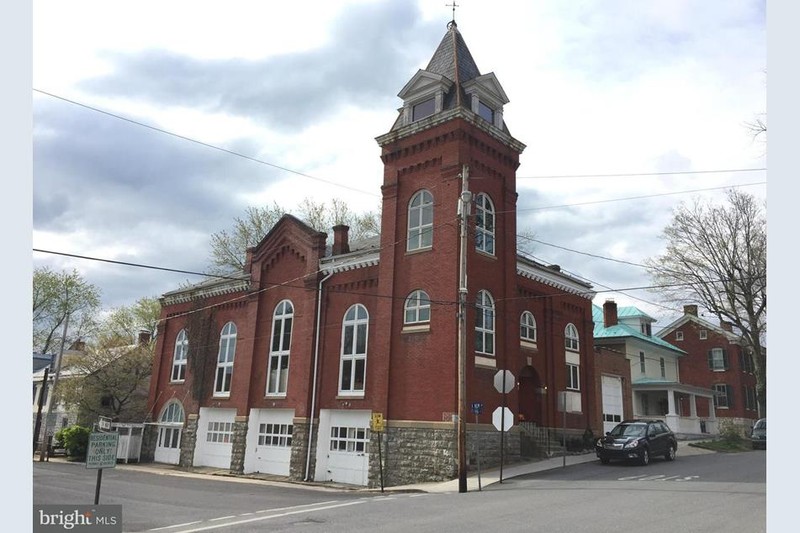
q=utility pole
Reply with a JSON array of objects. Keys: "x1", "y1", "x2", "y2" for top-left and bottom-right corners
[
  {"x1": 38, "y1": 312, "x2": 70, "y2": 461},
  {"x1": 457, "y1": 164, "x2": 471, "y2": 493}
]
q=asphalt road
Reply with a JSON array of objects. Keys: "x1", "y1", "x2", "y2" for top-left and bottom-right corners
[{"x1": 33, "y1": 450, "x2": 766, "y2": 533}]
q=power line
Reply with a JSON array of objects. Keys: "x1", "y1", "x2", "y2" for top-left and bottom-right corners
[
  {"x1": 518, "y1": 168, "x2": 766, "y2": 180},
  {"x1": 33, "y1": 89, "x2": 380, "y2": 198}
]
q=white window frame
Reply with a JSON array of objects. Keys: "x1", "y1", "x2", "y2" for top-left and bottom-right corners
[
  {"x1": 404, "y1": 290, "x2": 431, "y2": 325},
  {"x1": 258, "y1": 423, "x2": 293, "y2": 447},
  {"x1": 639, "y1": 351, "x2": 646, "y2": 373},
  {"x1": 267, "y1": 300, "x2": 294, "y2": 396},
  {"x1": 699, "y1": 329, "x2": 708, "y2": 340},
  {"x1": 565, "y1": 323, "x2": 579, "y2": 351},
  {"x1": 713, "y1": 384, "x2": 731, "y2": 408},
  {"x1": 213, "y1": 322, "x2": 237, "y2": 397},
  {"x1": 206, "y1": 421, "x2": 234, "y2": 443},
  {"x1": 475, "y1": 290, "x2": 495, "y2": 356},
  {"x1": 329, "y1": 426, "x2": 370, "y2": 453},
  {"x1": 171, "y1": 329, "x2": 188, "y2": 382},
  {"x1": 158, "y1": 401, "x2": 184, "y2": 449},
  {"x1": 709, "y1": 347, "x2": 728, "y2": 371},
  {"x1": 566, "y1": 363, "x2": 580, "y2": 391},
  {"x1": 407, "y1": 190, "x2": 434, "y2": 251},
  {"x1": 339, "y1": 304, "x2": 368, "y2": 396},
  {"x1": 660, "y1": 357, "x2": 666, "y2": 378},
  {"x1": 475, "y1": 193, "x2": 495, "y2": 255},
  {"x1": 675, "y1": 331, "x2": 684, "y2": 341},
  {"x1": 520, "y1": 311, "x2": 537, "y2": 342}
]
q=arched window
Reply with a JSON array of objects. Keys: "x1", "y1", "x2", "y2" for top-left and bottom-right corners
[
  {"x1": 520, "y1": 311, "x2": 536, "y2": 342},
  {"x1": 171, "y1": 329, "x2": 188, "y2": 382},
  {"x1": 340, "y1": 304, "x2": 368, "y2": 394},
  {"x1": 475, "y1": 290, "x2": 495, "y2": 355},
  {"x1": 157, "y1": 401, "x2": 184, "y2": 452},
  {"x1": 160, "y1": 401, "x2": 184, "y2": 424},
  {"x1": 214, "y1": 322, "x2": 237, "y2": 396},
  {"x1": 267, "y1": 300, "x2": 294, "y2": 395},
  {"x1": 404, "y1": 290, "x2": 431, "y2": 324},
  {"x1": 475, "y1": 193, "x2": 495, "y2": 255},
  {"x1": 408, "y1": 190, "x2": 434, "y2": 251},
  {"x1": 565, "y1": 323, "x2": 579, "y2": 351}
]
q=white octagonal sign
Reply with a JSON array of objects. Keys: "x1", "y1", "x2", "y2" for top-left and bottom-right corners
[
  {"x1": 492, "y1": 406, "x2": 514, "y2": 432},
  {"x1": 494, "y1": 370, "x2": 515, "y2": 394}
]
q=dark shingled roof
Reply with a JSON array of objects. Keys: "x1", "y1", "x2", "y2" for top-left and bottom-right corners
[{"x1": 426, "y1": 21, "x2": 481, "y2": 86}]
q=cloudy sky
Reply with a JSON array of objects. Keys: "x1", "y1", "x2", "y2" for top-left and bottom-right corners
[{"x1": 31, "y1": 0, "x2": 767, "y2": 332}]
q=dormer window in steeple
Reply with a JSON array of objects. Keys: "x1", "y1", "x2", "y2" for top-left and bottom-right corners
[
  {"x1": 478, "y1": 101, "x2": 494, "y2": 124},
  {"x1": 412, "y1": 97, "x2": 436, "y2": 122}
]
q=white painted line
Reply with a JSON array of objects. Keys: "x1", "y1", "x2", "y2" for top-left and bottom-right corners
[
  {"x1": 149, "y1": 521, "x2": 202, "y2": 531},
  {"x1": 209, "y1": 516, "x2": 235, "y2": 522},
  {"x1": 256, "y1": 500, "x2": 338, "y2": 513},
  {"x1": 176, "y1": 501, "x2": 365, "y2": 532}
]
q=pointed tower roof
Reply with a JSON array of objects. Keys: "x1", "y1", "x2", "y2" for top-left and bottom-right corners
[{"x1": 426, "y1": 21, "x2": 481, "y2": 90}]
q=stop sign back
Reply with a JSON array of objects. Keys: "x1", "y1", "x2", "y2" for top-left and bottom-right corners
[{"x1": 492, "y1": 406, "x2": 513, "y2": 432}]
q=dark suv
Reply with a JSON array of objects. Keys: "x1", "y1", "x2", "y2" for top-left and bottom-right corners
[{"x1": 596, "y1": 420, "x2": 678, "y2": 465}]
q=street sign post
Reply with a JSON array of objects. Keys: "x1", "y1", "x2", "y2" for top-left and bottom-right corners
[
  {"x1": 87, "y1": 432, "x2": 119, "y2": 504},
  {"x1": 493, "y1": 370, "x2": 515, "y2": 394},
  {"x1": 493, "y1": 370, "x2": 515, "y2": 483},
  {"x1": 492, "y1": 406, "x2": 514, "y2": 432},
  {"x1": 370, "y1": 413, "x2": 385, "y2": 492},
  {"x1": 470, "y1": 401, "x2": 484, "y2": 490}
]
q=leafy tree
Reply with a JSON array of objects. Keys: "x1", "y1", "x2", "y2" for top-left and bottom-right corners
[
  {"x1": 208, "y1": 198, "x2": 381, "y2": 274},
  {"x1": 56, "y1": 299, "x2": 159, "y2": 424},
  {"x1": 33, "y1": 267, "x2": 101, "y2": 355},
  {"x1": 645, "y1": 189, "x2": 766, "y2": 415}
]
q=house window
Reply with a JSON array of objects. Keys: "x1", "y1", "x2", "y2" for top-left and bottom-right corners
[
  {"x1": 213, "y1": 322, "x2": 237, "y2": 396},
  {"x1": 258, "y1": 423, "x2": 293, "y2": 447},
  {"x1": 640, "y1": 323, "x2": 652, "y2": 336},
  {"x1": 566, "y1": 363, "x2": 580, "y2": 391},
  {"x1": 408, "y1": 190, "x2": 434, "y2": 251},
  {"x1": 660, "y1": 357, "x2": 666, "y2": 378},
  {"x1": 675, "y1": 331, "x2": 684, "y2": 341},
  {"x1": 565, "y1": 323, "x2": 579, "y2": 351},
  {"x1": 475, "y1": 290, "x2": 495, "y2": 355},
  {"x1": 267, "y1": 300, "x2": 293, "y2": 395},
  {"x1": 744, "y1": 386, "x2": 758, "y2": 411},
  {"x1": 713, "y1": 384, "x2": 732, "y2": 408},
  {"x1": 740, "y1": 351, "x2": 755, "y2": 373},
  {"x1": 404, "y1": 290, "x2": 431, "y2": 324},
  {"x1": 699, "y1": 329, "x2": 708, "y2": 340},
  {"x1": 171, "y1": 329, "x2": 188, "y2": 382},
  {"x1": 412, "y1": 97, "x2": 435, "y2": 121},
  {"x1": 475, "y1": 193, "x2": 495, "y2": 255},
  {"x1": 478, "y1": 101, "x2": 494, "y2": 123},
  {"x1": 707, "y1": 348, "x2": 728, "y2": 371},
  {"x1": 206, "y1": 421, "x2": 234, "y2": 443},
  {"x1": 340, "y1": 304, "x2": 368, "y2": 395},
  {"x1": 330, "y1": 426, "x2": 370, "y2": 453},
  {"x1": 520, "y1": 311, "x2": 537, "y2": 342},
  {"x1": 639, "y1": 352, "x2": 646, "y2": 373}
]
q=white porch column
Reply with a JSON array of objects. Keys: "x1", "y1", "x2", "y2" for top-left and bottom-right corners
[
  {"x1": 708, "y1": 398, "x2": 717, "y2": 420},
  {"x1": 667, "y1": 389, "x2": 677, "y2": 415},
  {"x1": 690, "y1": 394, "x2": 697, "y2": 417}
]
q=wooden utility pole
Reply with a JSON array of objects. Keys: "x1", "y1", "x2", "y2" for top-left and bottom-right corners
[
  {"x1": 457, "y1": 164, "x2": 471, "y2": 493},
  {"x1": 38, "y1": 313, "x2": 69, "y2": 461}
]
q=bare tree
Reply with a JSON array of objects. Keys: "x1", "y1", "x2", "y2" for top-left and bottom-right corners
[{"x1": 645, "y1": 190, "x2": 766, "y2": 415}]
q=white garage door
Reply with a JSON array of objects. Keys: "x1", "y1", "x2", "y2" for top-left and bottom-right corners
[
  {"x1": 602, "y1": 375, "x2": 624, "y2": 434},
  {"x1": 244, "y1": 408, "x2": 294, "y2": 476},
  {"x1": 315, "y1": 410, "x2": 370, "y2": 486},
  {"x1": 194, "y1": 408, "x2": 236, "y2": 469}
]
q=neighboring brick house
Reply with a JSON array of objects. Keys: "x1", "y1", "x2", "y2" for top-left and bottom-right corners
[
  {"x1": 657, "y1": 305, "x2": 760, "y2": 430},
  {"x1": 593, "y1": 300, "x2": 718, "y2": 437},
  {"x1": 145, "y1": 21, "x2": 599, "y2": 487}
]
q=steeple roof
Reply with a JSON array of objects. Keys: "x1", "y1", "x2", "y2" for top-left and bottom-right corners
[{"x1": 426, "y1": 21, "x2": 481, "y2": 89}]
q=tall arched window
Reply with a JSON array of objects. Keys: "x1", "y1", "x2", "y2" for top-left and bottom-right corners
[
  {"x1": 267, "y1": 300, "x2": 294, "y2": 395},
  {"x1": 404, "y1": 290, "x2": 431, "y2": 324},
  {"x1": 214, "y1": 322, "x2": 237, "y2": 396},
  {"x1": 340, "y1": 304, "x2": 368, "y2": 395},
  {"x1": 408, "y1": 190, "x2": 434, "y2": 251},
  {"x1": 565, "y1": 323, "x2": 579, "y2": 351},
  {"x1": 475, "y1": 290, "x2": 495, "y2": 355},
  {"x1": 475, "y1": 193, "x2": 495, "y2": 255},
  {"x1": 157, "y1": 401, "x2": 184, "y2": 452},
  {"x1": 171, "y1": 329, "x2": 188, "y2": 382},
  {"x1": 520, "y1": 311, "x2": 537, "y2": 343}
]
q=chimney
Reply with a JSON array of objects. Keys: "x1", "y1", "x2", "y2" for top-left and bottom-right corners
[
  {"x1": 603, "y1": 299, "x2": 618, "y2": 328},
  {"x1": 720, "y1": 320, "x2": 733, "y2": 333},
  {"x1": 684, "y1": 305, "x2": 698, "y2": 316},
  {"x1": 138, "y1": 329, "x2": 152, "y2": 345},
  {"x1": 332, "y1": 225, "x2": 350, "y2": 255}
]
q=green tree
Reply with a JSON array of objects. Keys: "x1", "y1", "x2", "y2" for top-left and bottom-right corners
[
  {"x1": 645, "y1": 189, "x2": 766, "y2": 416},
  {"x1": 33, "y1": 267, "x2": 101, "y2": 355}
]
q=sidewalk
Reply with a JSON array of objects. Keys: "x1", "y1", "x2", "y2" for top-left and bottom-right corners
[{"x1": 36, "y1": 441, "x2": 713, "y2": 494}]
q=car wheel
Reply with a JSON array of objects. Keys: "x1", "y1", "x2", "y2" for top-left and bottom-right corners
[
  {"x1": 665, "y1": 445, "x2": 676, "y2": 461},
  {"x1": 600, "y1": 457, "x2": 610, "y2": 465},
  {"x1": 639, "y1": 447, "x2": 650, "y2": 466}
]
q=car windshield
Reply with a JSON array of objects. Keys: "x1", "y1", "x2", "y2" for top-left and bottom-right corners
[
  {"x1": 610, "y1": 423, "x2": 646, "y2": 437},
  {"x1": 754, "y1": 419, "x2": 766, "y2": 429}
]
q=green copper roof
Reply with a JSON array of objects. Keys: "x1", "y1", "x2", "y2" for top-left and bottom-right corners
[{"x1": 592, "y1": 305, "x2": 685, "y2": 354}]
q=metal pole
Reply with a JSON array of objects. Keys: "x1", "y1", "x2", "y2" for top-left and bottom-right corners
[
  {"x1": 457, "y1": 164, "x2": 471, "y2": 494},
  {"x1": 500, "y1": 371, "x2": 506, "y2": 483},
  {"x1": 475, "y1": 412, "x2": 482, "y2": 491},
  {"x1": 94, "y1": 469, "x2": 103, "y2": 505},
  {"x1": 33, "y1": 366, "x2": 49, "y2": 453},
  {"x1": 39, "y1": 312, "x2": 70, "y2": 461}
]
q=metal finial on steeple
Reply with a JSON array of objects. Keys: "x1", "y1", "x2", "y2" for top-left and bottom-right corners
[{"x1": 446, "y1": 1, "x2": 459, "y2": 26}]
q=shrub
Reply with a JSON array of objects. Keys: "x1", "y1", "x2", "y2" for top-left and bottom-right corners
[
  {"x1": 718, "y1": 419, "x2": 744, "y2": 444},
  {"x1": 55, "y1": 425, "x2": 91, "y2": 460}
]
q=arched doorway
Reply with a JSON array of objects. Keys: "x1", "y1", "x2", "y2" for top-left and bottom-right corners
[
  {"x1": 154, "y1": 400, "x2": 184, "y2": 465},
  {"x1": 518, "y1": 366, "x2": 543, "y2": 425}
]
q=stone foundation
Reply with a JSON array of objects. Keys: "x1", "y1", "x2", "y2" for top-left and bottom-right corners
[
  {"x1": 229, "y1": 416, "x2": 249, "y2": 474},
  {"x1": 179, "y1": 414, "x2": 198, "y2": 468},
  {"x1": 289, "y1": 418, "x2": 318, "y2": 481}
]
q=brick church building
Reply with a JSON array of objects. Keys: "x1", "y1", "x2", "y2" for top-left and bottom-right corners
[{"x1": 145, "y1": 21, "x2": 598, "y2": 487}]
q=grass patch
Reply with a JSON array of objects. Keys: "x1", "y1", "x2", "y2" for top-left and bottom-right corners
[{"x1": 687, "y1": 440, "x2": 754, "y2": 453}]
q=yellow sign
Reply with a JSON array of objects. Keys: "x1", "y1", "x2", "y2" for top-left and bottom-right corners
[{"x1": 371, "y1": 412, "x2": 385, "y2": 432}]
